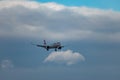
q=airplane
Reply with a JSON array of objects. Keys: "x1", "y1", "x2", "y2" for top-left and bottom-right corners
[{"x1": 32, "y1": 40, "x2": 64, "y2": 51}]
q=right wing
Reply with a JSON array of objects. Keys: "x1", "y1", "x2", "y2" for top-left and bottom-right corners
[
  {"x1": 36, "y1": 45, "x2": 46, "y2": 48},
  {"x1": 31, "y1": 43, "x2": 46, "y2": 48}
]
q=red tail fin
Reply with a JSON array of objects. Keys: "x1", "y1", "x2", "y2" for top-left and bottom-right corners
[{"x1": 44, "y1": 40, "x2": 46, "y2": 45}]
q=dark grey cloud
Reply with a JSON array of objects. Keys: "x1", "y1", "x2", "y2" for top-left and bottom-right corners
[
  {"x1": 0, "y1": 1, "x2": 120, "y2": 42},
  {"x1": 0, "y1": 65, "x2": 119, "y2": 80}
]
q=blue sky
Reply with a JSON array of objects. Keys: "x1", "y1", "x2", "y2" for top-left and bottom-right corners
[
  {"x1": 38, "y1": 0, "x2": 120, "y2": 10},
  {"x1": 0, "y1": 1, "x2": 120, "y2": 80}
]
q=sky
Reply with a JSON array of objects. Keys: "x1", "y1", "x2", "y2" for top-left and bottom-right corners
[
  {"x1": 39, "y1": 0, "x2": 120, "y2": 10},
  {"x1": 0, "y1": 0, "x2": 120, "y2": 80}
]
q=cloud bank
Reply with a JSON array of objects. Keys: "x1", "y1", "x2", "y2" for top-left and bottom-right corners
[
  {"x1": 0, "y1": 1, "x2": 120, "y2": 42},
  {"x1": 44, "y1": 50, "x2": 85, "y2": 65}
]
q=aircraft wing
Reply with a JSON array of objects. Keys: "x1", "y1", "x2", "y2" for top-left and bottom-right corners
[
  {"x1": 61, "y1": 46, "x2": 64, "y2": 48},
  {"x1": 31, "y1": 42, "x2": 46, "y2": 49},
  {"x1": 36, "y1": 45, "x2": 46, "y2": 48}
]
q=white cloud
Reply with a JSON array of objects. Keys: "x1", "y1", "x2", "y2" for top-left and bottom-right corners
[
  {"x1": 0, "y1": 59, "x2": 14, "y2": 70},
  {"x1": 0, "y1": 1, "x2": 65, "y2": 10},
  {"x1": 0, "y1": 1, "x2": 120, "y2": 42},
  {"x1": 44, "y1": 50, "x2": 85, "y2": 65}
]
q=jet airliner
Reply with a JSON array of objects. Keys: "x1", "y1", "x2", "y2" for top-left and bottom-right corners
[{"x1": 32, "y1": 40, "x2": 64, "y2": 51}]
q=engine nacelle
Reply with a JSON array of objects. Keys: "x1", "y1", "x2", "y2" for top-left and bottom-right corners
[
  {"x1": 46, "y1": 46, "x2": 49, "y2": 51},
  {"x1": 58, "y1": 47, "x2": 61, "y2": 49}
]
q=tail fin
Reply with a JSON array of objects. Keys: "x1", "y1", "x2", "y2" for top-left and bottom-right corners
[{"x1": 43, "y1": 40, "x2": 46, "y2": 45}]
